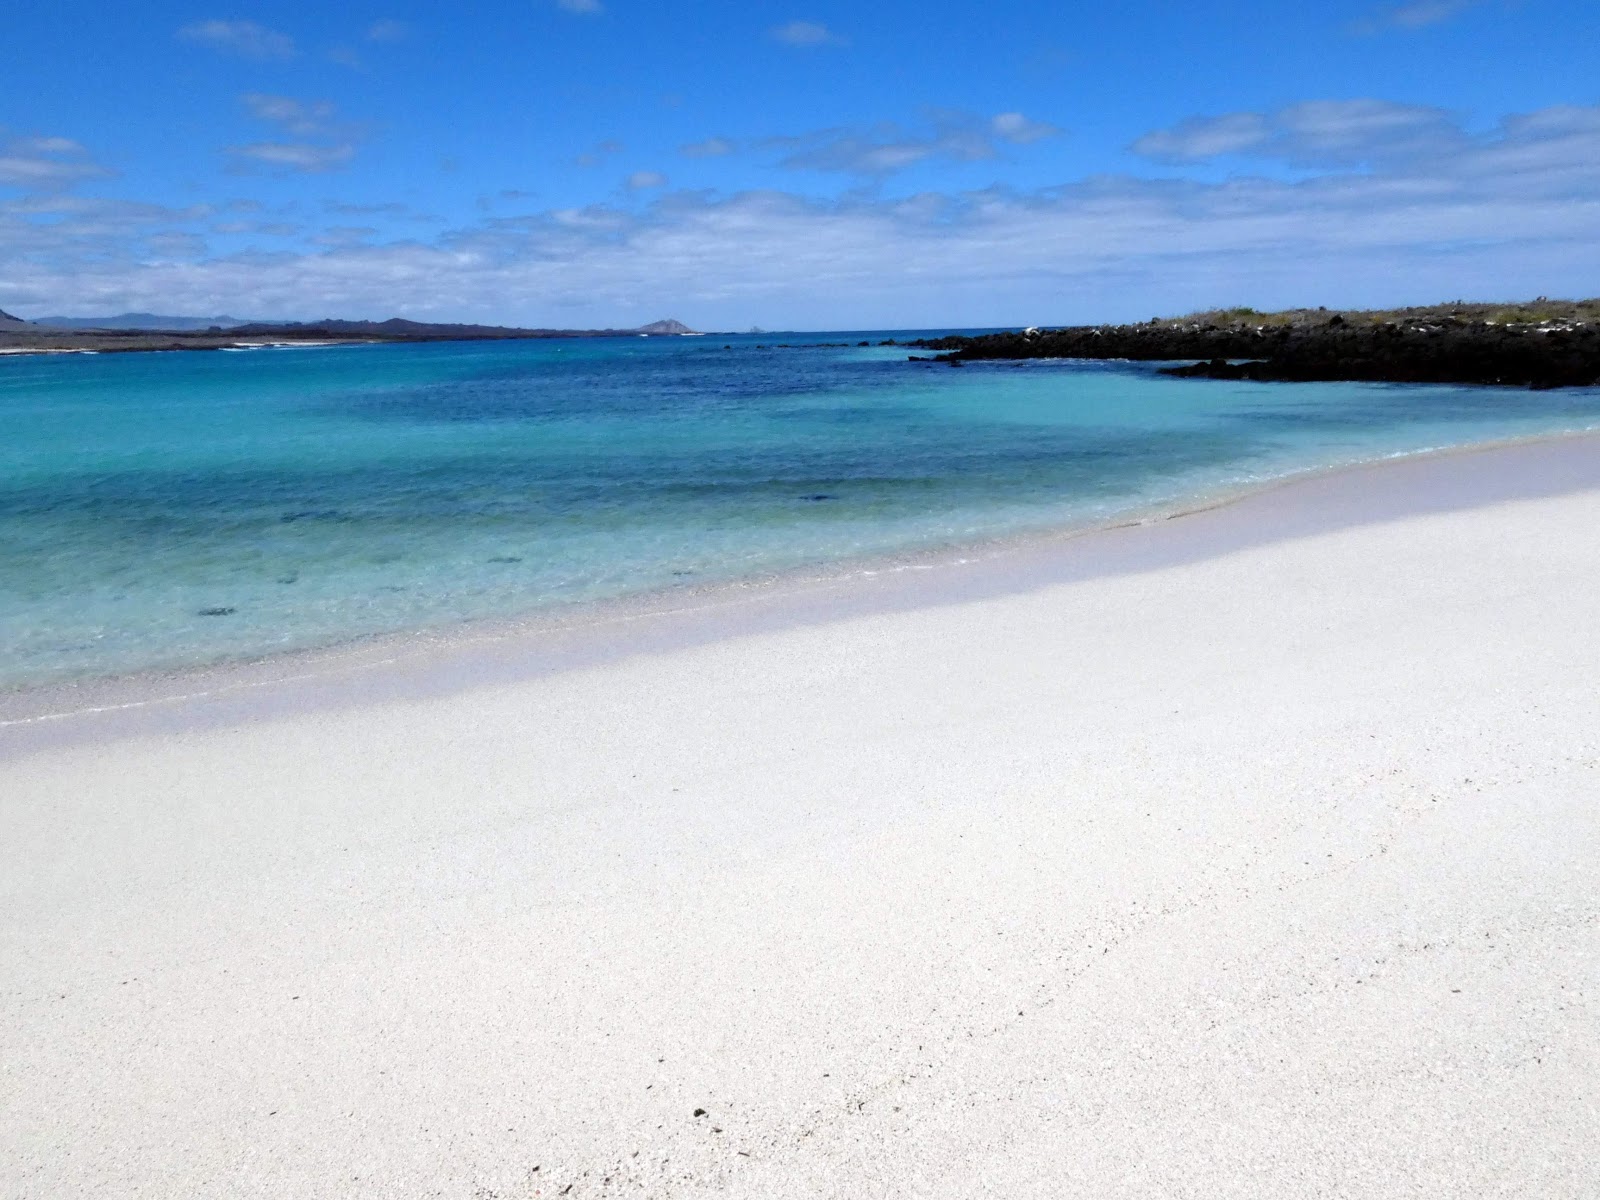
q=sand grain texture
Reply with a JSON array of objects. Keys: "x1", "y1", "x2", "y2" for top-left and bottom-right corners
[{"x1": 2, "y1": 451, "x2": 1598, "y2": 1198}]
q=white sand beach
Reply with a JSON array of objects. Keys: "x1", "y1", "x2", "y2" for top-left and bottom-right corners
[{"x1": 3, "y1": 437, "x2": 1598, "y2": 1198}]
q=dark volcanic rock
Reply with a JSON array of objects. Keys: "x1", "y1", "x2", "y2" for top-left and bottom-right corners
[
  {"x1": 916, "y1": 313, "x2": 1600, "y2": 389},
  {"x1": 1157, "y1": 323, "x2": 1600, "y2": 388}
]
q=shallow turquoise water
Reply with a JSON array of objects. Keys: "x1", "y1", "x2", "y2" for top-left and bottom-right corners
[{"x1": 3, "y1": 332, "x2": 1599, "y2": 687}]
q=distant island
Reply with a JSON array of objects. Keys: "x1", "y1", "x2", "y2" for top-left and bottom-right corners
[
  {"x1": 0, "y1": 309, "x2": 699, "y2": 356},
  {"x1": 913, "y1": 300, "x2": 1600, "y2": 389},
  {"x1": 27, "y1": 312, "x2": 276, "y2": 332},
  {"x1": 12, "y1": 300, "x2": 1600, "y2": 387}
]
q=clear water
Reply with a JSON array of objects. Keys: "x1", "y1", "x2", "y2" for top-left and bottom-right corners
[{"x1": 4, "y1": 332, "x2": 1599, "y2": 688}]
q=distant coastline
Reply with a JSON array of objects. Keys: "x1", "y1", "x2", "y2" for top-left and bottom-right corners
[
  {"x1": 0, "y1": 311, "x2": 697, "y2": 356},
  {"x1": 912, "y1": 299, "x2": 1600, "y2": 389},
  {"x1": 10, "y1": 300, "x2": 1600, "y2": 387}
]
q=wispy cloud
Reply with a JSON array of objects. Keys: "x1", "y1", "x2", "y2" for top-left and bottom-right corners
[
  {"x1": 229, "y1": 142, "x2": 356, "y2": 173},
  {"x1": 770, "y1": 20, "x2": 845, "y2": 47},
  {"x1": 767, "y1": 110, "x2": 1060, "y2": 176},
  {"x1": 680, "y1": 137, "x2": 736, "y2": 159},
  {"x1": 990, "y1": 113, "x2": 1059, "y2": 145},
  {"x1": 1132, "y1": 99, "x2": 1463, "y2": 167},
  {"x1": 556, "y1": 0, "x2": 604, "y2": 14},
  {"x1": 13, "y1": 136, "x2": 85, "y2": 155},
  {"x1": 1353, "y1": 0, "x2": 1490, "y2": 32},
  {"x1": 143, "y1": 231, "x2": 210, "y2": 260},
  {"x1": 229, "y1": 95, "x2": 359, "y2": 174},
  {"x1": 242, "y1": 94, "x2": 337, "y2": 137},
  {"x1": 324, "y1": 200, "x2": 415, "y2": 218},
  {"x1": 0, "y1": 135, "x2": 111, "y2": 191},
  {"x1": 177, "y1": 19, "x2": 296, "y2": 60},
  {"x1": 575, "y1": 139, "x2": 625, "y2": 168},
  {"x1": 8, "y1": 103, "x2": 1600, "y2": 328},
  {"x1": 625, "y1": 171, "x2": 667, "y2": 190},
  {"x1": 366, "y1": 19, "x2": 409, "y2": 42},
  {"x1": 312, "y1": 225, "x2": 378, "y2": 247},
  {"x1": 213, "y1": 220, "x2": 301, "y2": 236},
  {"x1": 1132, "y1": 112, "x2": 1268, "y2": 161}
]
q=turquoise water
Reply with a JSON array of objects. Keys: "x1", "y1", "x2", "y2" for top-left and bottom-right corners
[{"x1": 4, "y1": 332, "x2": 1600, "y2": 688}]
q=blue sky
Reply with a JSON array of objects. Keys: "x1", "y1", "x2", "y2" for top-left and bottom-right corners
[{"x1": 2, "y1": 0, "x2": 1597, "y2": 329}]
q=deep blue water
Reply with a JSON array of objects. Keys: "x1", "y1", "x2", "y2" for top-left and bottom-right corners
[{"x1": 3, "y1": 331, "x2": 1599, "y2": 687}]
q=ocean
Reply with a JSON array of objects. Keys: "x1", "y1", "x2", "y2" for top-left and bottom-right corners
[{"x1": 4, "y1": 331, "x2": 1599, "y2": 689}]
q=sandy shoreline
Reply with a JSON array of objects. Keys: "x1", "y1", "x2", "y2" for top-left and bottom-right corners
[
  {"x1": 5, "y1": 429, "x2": 1600, "y2": 748},
  {"x1": 3, "y1": 434, "x2": 1598, "y2": 1196}
]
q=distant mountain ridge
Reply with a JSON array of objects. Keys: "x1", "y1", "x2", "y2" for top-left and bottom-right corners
[
  {"x1": 1, "y1": 310, "x2": 705, "y2": 354},
  {"x1": 33, "y1": 313, "x2": 270, "y2": 331},
  {"x1": 223, "y1": 316, "x2": 700, "y2": 339},
  {"x1": 19, "y1": 312, "x2": 698, "y2": 336}
]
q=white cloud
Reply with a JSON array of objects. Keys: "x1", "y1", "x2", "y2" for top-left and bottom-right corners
[
  {"x1": 557, "y1": 0, "x2": 604, "y2": 13},
  {"x1": 229, "y1": 142, "x2": 356, "y2": 173},
  {"x1": 213, "y1": 220, "x2": 301, "y2": 236},
  {"x1": 680, "y1": 137, "x2": 736, "y2": 158},
  {"x1": 626, "y1": 171, "x2": 667, "y2": 190},
  {"x1": 0, "y1": 135, "x2": 110, "y2": 191},
  {"x1": 7, "y1": 102, "x2": 1600, "y2": 328},
  {"x1": 770, "y1": 20, "x2": 844, "y2": 47},
  {"x1": 242, "y1": 94, "x2": 337, "y2": 137},
  {"x1": 0, "y1": 195, "x2": 220, "y2": 307},
  {"x1": 0, "y1": 156, "x2": 101, "y2": 189},
  {"x1": 325, "y1": 200, "x2": 415, "y2": 217},
  {"x1": 177, "y1": 19, "x2": 296, "y2": 60},
  {"x1": 14, "y1": 136, "x2": 87, "y2": 156},
  {"x1": 1132, "y1": 100, "x2": 1463, "y2": 167},
  {"x1": 1355, "y1": 0, "x2": 1487, "y2": 31},
  {"x1": 769, "y1": 111, "x2": 1058, "y2": 175},
  {"x1": 231, "y1": 95, "x2": 360, "y2": 174},
  {"x1": 312, "y1": 225, "x2": 378, "y2": 247},
  {"x1": 144, "y1": 232, "x2": 209, "y2": 260},
  {"x1": 991, "y1": 113, "x2": 1060, "y2": 145},
  {"x1": 367, "y1": 19, "x2": 409, "y2": 42},
  {"x1": 1133, "y1": 113, "x2": 1269, "y2": 161}
]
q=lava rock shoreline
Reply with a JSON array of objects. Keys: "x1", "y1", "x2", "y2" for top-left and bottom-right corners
[{"x1": 913, "y1": 307, "x2": 1600, "y2": 389}]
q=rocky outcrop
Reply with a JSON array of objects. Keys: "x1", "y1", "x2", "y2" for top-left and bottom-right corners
[{"x1": 915, "y1": 305, "x2": 1600, "y2": 389}]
